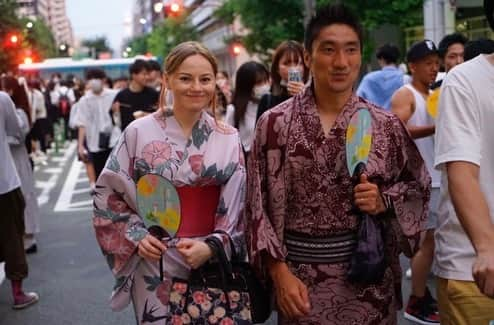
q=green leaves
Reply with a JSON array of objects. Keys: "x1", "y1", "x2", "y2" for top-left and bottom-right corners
[
  {"x1": 215, "y1": 0, "x2": 423, "y2": 62},
  {"x1": 144, "y1": 275, "x2": 162, "y2": 291}
]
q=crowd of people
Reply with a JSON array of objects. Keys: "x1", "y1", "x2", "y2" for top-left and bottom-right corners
[{"x1": 1, "y1": 1, "x2": 494, "y2": 325}]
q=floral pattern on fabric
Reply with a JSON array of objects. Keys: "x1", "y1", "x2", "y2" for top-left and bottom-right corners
[
  {"x1": 246, "y1": 85, "x2": 431, "y2": 324},
  {"x1": 93, "y1": 110, "x2": 246, "y2": 324},
  {"x1": 167, "y1": 280, "x2": 252, "y2": 325}
]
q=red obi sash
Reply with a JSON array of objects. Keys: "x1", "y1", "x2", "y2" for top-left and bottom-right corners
[{"x1": 175, "y1": 185, "x2": 221, "y2": 237}]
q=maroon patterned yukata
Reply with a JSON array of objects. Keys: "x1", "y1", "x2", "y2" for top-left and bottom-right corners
[{"x1": 246, "y1": 85, "x2": 431, "y2": 325}]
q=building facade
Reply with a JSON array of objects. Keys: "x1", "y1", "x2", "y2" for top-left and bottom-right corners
[{"x1": 16, "y1": 0, "x2": 73, "y2": 47}]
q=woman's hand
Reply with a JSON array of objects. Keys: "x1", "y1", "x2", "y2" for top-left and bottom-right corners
[
  {"x1": 176, "y1": 239, "x2": 213, "y2": 269},
  {"x1": 287, "y1": 81, "x2": 305, "y2": 96},
  {"x1": 137, "y1": 234, "x2": 167, "y2": 262}
]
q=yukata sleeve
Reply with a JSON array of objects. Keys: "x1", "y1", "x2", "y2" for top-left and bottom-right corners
[
  {"x1": 92, "y1": 126, "x2": 148, "y2": 284},
  {"x1": 210, "y1": 134, "x2": 247, "y2": 260},
  {"x1": 382, "y1": 116, "x2": 431, "y2": 257},
  {"x1": 246, "y1": 111, "x2": 288, "y2": 276}
]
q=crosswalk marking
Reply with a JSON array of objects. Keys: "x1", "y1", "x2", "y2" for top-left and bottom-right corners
[
  {"x1": 0, "y1": 262, "x2": 4, "y2": 286},
  {"x1": 36, "y1": 142, "x2": 77, "y2": 206},
  {"x1": 54, "y1": 153, "x2": 92, "y2": 212}
]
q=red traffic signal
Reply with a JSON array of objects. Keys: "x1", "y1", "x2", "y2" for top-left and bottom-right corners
[
  {"x1": 164, "y1": 1, "x2": 182, "y2": 17},
  {"x1": 230, "y1": 43, "x2": 243, "y2": 56},
  {"x1": 5, "y1": 33, "x2": 21, "y2": 47}
]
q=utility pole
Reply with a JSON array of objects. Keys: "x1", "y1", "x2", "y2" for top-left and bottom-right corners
[{"x1": 304, "y1": 0, "x2": 316, "y2": 28}]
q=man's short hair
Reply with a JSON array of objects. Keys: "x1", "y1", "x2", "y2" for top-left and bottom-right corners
[
  {"x1": 376, "y1": 44, "x2": 400, "y2": 64},
  {"x1": 438, "y1": 33, "x2": 468, "y2": 58},
  {"x1": 129, "y1": 59, "x2": 150, "y2": 75},
  {"x1": 304, "y1": 4, "x2": 363, "y2": 53},
  {"x1": 464, "y1": 38, "x2": 494, "y2": 61},
  {"x1": 85, "y1": 68, "x2": 106, "y2": 80},
  {"x1": 148, "y1": 60, "x2": 162, "y2": 73}
]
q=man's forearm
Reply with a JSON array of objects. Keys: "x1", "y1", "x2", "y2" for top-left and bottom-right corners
[
  {"x1": 448, "y1": 162, "x2": 494, "y2": 253},
  {"x1": 408, "y1": 125, "x2": 435, "y2": 139}
]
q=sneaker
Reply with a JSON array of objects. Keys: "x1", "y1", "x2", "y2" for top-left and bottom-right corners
[
  {"x1": 13, "y1": 292, "x2": 39, "y2": 310},
  {"x1": 404, "y1": 290, "x2": 439, "y2": 324}
]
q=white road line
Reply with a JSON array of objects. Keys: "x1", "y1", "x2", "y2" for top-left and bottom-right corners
[
  {"x1": 53, "y1": 151, "x2": 92, "y2": 212},
  {"x1": 36, "y1": 142, "x2": 77, "y2": 206},
  {"x1": 0, "y1": 262, "x2": 4, "y2": 286},
  {"x1": 70, "y1": 200, "x2": 93, "y2": 208},
  {"x1": 73, "y1": 188, "x2": 90, "y2": 195}
]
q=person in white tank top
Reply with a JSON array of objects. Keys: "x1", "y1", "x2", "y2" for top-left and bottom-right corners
[{"x1": 391, "y1": 40, "x2": 440, "y2": 325}]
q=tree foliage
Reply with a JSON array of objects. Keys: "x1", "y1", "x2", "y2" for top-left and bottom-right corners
[
  {"x1": 215, "y1": 0, "x2": 423, "y2": 61},
  {"x1": 81, "y1": 36, "x2": 113, "y2": 58},
  {"x1": 125, "y1": 16, "x2": 198, "y2": 59},
  {"x1": 0, "y1": 0, "x2": 57, "y2": 72}
]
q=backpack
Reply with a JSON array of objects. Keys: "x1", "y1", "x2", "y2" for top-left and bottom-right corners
[{"x1": 58, "y1": 92, "x2": 71, "y2": 117}]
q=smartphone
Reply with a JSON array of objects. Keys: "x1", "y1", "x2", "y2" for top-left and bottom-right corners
[{"x1": 288, "y1": 67, "x2": 302, "y2": 83}]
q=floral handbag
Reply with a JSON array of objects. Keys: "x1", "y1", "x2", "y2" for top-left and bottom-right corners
[{"x1": 167, "y1": 236, "x2": 254, "y2": 325}]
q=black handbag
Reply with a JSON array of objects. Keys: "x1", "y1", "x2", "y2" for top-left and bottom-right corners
[{"x1": 168, "y1": 235, "x2": 270, "y2": 324}]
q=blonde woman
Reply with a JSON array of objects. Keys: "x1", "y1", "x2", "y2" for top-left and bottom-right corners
[{"x1": 93, "y1": 42, "x2": 246, "y2": 323}]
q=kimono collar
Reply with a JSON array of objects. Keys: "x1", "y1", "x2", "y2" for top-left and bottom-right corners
[
  {"x1": 294, "y1": 82, "x2": 365, "y2": 132},
  {"x1": 153, "y1": 108, "x2": 215, "y2": 132}
]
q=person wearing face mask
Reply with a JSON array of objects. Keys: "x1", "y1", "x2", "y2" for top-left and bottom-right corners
[
  {"x1": 75, "y1": 69, "x2": 119, "y2": 180},
  {"x1": 256, "y1": 40, "x2": 309, "y2": 122},
  {"x1": 225, "y1": 61, "x2": 270, "y2": 155}
]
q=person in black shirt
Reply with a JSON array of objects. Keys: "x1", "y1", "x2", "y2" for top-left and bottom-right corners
[
  {"x1": 113, "y1": 59, "x2": 159, "y2": 130},
  {"x1": 256, "y1": 41, "x2": 309, "y2": 122}
]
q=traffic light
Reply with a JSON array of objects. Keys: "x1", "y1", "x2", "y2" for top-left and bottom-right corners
[
  {"x1": 164, "y1": 0, "x2": 182, "y2": 17},
  {"x1": 230, "y1": 42, "x2": 243, "y2": 56},
  {"x1": 5, "y1": 32, "x2": 21, "y2": 47}
]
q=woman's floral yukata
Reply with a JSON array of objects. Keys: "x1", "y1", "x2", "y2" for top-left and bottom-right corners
[
  {"x1": 246, "y1": 86, "x2": 431, "y2": 325},
  {"x1": 93, "y1": 110, "x2": 246, "y2": 324}
]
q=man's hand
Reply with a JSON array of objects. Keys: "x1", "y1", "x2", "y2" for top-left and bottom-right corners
[
  {"x1": 269, "y1": 262, "x2": 310, "y2": 319},
  {"x1": 353, "y1": 174, "x2": 386, "y2": 215},
  {"x1": 137, "y1": 234, "x2": 167, "y2": 262},
  {"x1": 473, "y1": 250, "x2": 494, "y2": 298},
  {"x1": 176, "y1": 239, "x2": 213, "y2": 269}
]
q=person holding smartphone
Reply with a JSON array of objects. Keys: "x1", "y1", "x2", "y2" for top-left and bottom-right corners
[{"x1": 256, "y1": 40, "x2": 309, "y2": 122}]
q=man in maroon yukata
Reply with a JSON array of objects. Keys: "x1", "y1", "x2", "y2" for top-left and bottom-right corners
[{"x1": 246, "y1": 4, "x2": 431, "y2": 325}]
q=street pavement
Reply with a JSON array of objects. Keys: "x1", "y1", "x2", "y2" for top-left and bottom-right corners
[{"x1": 0, "y1": 141, "x2": 435, "y2": 325}]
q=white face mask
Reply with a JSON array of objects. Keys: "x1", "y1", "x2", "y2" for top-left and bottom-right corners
[
  {"x1": 89, "y1": 79, "x2": 103, "y2": 93},
  {"x1": 253, "y1": 84, "x2": 270, "y2": 100}
]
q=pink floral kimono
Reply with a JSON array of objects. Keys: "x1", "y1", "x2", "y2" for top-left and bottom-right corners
[
  {"x1": 246, "y1": 86, "x2": 431, "y2": 324},
  {"x1": 93, "y1": 110, "x2": 246, "y2": 324}
]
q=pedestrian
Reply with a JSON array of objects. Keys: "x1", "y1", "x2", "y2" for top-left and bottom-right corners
[
  {"x1": 1, "y1": 76, "x2": 41, "y2": 254},
  {"x1": 75, "y1": 69, "x2": 119, "y2": 180},
  {"x1": 0, "y1": 91, "x2": 39, "y2": 309},
  {"x1": 256, "y1": 40, "x2": 309, "y2": 121},
  {"x1": 112, "y1": 59, "x2": 160, "y2": 131},
  {"x1": 27, "y1": 79, "x2": 50, "y2": 157},
  {"x1": 433, "y1": 1, "x2": 494, "y2": 323},
  {"x1": 216, "y1": 70, "x2": 232, "y2": 103},
  {"x1": 92, "y1": 41, "x2": 246, "y2": 324},
  {"x1": 433, "y1": 33, "x2": 468, "y2": 88},
  {"x1": 225, "y1": 61, "x2": 270, "y2": 155},
  {"x1": 356, "y1": 43, "x2": 404, "y2": 110},
  {"x1": 246, "y1": 4, "x2": 431, "y2": 324},
  {"x1": 147, "y1": 60, "x2": 162, "y2": 91},
  {"x1": 390, "y1": 40, "x2": 440, "y2": 324}
]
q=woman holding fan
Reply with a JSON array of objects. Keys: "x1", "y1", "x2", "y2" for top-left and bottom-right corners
[{"x1": 92, "y1": 42, "x2": 246, "y2": 324}]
